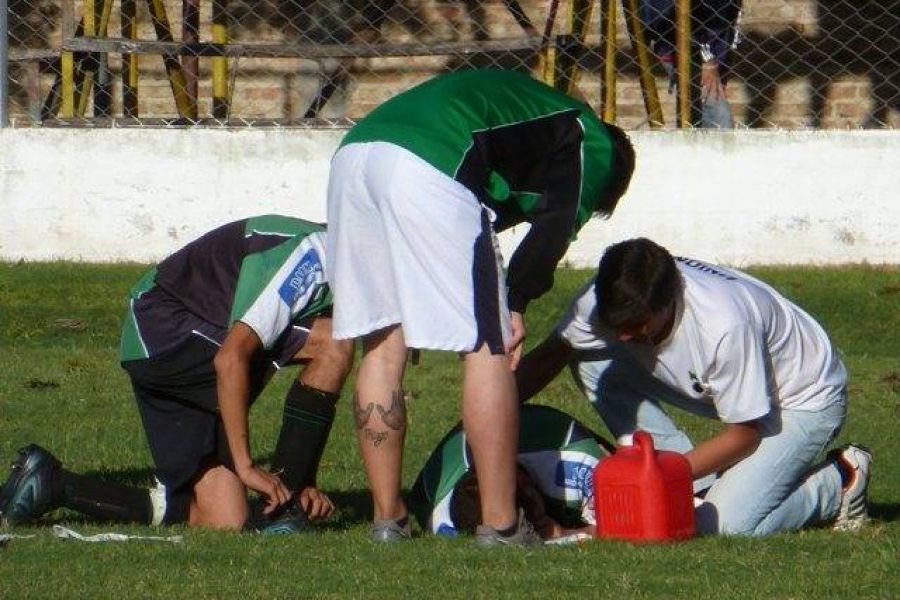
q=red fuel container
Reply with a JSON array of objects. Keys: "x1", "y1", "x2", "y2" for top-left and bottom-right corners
[{"x1": 593, "y1": 431, "x2": 695, "y2": 542}]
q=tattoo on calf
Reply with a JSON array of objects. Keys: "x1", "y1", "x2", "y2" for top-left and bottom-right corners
[
  {"x1": 375, "y1": 391, "x2": 407, "y2": 431},
  {"x1": 353, "y1": 392, "x2": 374, "y2": 430},
  {"x1": 363, "y1": 428, "x2": 389, "y2": 447},
  {"x1": 354, "y1": 390, "x2": 407, "y2": 447}
]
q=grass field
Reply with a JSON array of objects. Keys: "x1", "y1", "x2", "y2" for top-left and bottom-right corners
[{"x1": 1, "y1": 262, "x2": 898, "y2": 599}]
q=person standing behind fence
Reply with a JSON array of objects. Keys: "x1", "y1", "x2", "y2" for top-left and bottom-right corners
[
  {"x1": 641, "y1": 0, "x2": 742, "y2": 128},
  {"x1": 325, "y1": 68, "x2": 635, "y2": 546}
]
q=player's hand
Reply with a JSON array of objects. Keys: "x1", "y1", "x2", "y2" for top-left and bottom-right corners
[
  {"x1": 701, "y1": 61, "x2": 726, "y2": 103},
  {"x1": 298, "y1": 486, "x2": 335, "y2": 520},
  {"x1": 237, "y1": 465, "x2": 291, "y2": 514},
  {"x1": 506, "y1": 311, "x2": 527, "y2": 371}
]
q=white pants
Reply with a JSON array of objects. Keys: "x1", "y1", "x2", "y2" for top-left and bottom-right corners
[{"x1": 326, "y1": 142, "x2": 511, "y2": 353}]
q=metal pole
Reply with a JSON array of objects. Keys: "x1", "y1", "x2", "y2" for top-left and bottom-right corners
[
  {"x1": 676, "y1": 0, "x2": 691, "y2": 128},
  {"x1": 212, "y1": 0, "x2": 228, "y2": 119},
  {"x1": 182, "y1": 0, "x2": 200, "y2": 117},
  {"x1": 61, "y1": 0, "x2": 75, "y2": 118},
  {"x1": 1, "y1": 0, "x2": 9, "y2": 127},
  {"x1": 599, "y1": 0, "x2": 616, "y2": 122},
  {"x1": 623, "y1": 0, "x2": 664, "y2": 127}
]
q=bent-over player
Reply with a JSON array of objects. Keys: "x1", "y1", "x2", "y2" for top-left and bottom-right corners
[
  {"x1": 1, "y1": 215, "x2": 353, "y2": 532},
  {"x1": 326, "y1": 68, "x2": 635, "y2": 546}
]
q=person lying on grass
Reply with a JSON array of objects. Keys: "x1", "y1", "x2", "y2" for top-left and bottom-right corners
[
  {"x1": 0, "y1": 215, "x2": 353, "y2": 533},
  {"x1": 408, "y1": 404, "x2": 612, "y2": 543}
]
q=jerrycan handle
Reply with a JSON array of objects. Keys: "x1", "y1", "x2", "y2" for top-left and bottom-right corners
[{"x1": 633, "y1": 431, "x2": 656, "y2": 468}]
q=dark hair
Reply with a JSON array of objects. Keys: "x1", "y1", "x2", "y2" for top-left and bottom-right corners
[
  {"x1": 595, "y1": 238, "x2": 680, "y2": 331},
  {"x1": 448, "y1": 470, "x2": 482, "y2": 534},
  {"x1": 448, "y1": 466, "x2": 542, "y2": 534},
  {"x1": 598, "y1": 122, "x2": 636, "y2": 217}
]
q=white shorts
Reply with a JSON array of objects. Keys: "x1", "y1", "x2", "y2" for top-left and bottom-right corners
[{"x1": 326, "y1": 142, "x2": 511, "y2": 353}]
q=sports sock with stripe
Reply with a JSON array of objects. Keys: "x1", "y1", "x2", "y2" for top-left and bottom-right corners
[{"x1": 270, "y1": 381, "x2": 339, "y2": 490}]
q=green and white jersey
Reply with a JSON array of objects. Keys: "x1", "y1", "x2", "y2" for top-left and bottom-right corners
[
  {"x1": 341, "y1": 69, "x2": 620, "y2": 312},
  {"x1": 120, "y1": 215, "x2": 332, "y2": 367},
  {"x1": 409, "y1": 405, "x2": 610, "y2": 536}
]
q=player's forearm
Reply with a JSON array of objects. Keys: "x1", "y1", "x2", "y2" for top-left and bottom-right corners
[
  {"x1": 506, "y1": 213, "x2": 572, "y2": 312},
  {"x1": 515, "y1": 334, "x2": 574, "y2": 403},
  {"x1": 684, "y1": 421, "x2": 760, "y2": 479},
  {"x1": 214, "y1": 352, "x2": 254, "y2": 472}
]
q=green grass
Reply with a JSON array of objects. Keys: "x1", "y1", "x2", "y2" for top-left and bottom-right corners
[{"x1": 1, "y1": 262, "x2": 898, "y2": 599}]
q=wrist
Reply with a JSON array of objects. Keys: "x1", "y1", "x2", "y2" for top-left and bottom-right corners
[{"x1": 233, "y1": 458, "x2": 254, "y2": 474}]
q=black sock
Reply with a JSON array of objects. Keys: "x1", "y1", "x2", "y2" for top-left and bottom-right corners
[
  {"x1": 270, "y1": 382, "x2": 339, "y2": 490},
  {"x1": 55, "y1": 469, "x2": 153, "y2": 524},
  {"x1": 836, "y1": 457, "x2": 851, "y2": 488}
]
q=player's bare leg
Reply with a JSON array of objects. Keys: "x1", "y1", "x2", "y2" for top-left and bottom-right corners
[
  {"x1": 293, "y1": 317, "x2": 354, "y2": 394},
  {"x1": 462, "y1": 345, "x2": 519, "y2": 530},
  {"x1": 189, "y1": 462, "x2": 249, "y2": 529},
  {"x1": 355, "y1": 325, "x2": 409, "y2": 523}
]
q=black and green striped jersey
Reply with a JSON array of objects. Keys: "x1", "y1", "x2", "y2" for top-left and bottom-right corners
[
  {"x1": 120, "y1": 215, "x2": 332, "y2": 366},
  {"x1": 341, "y1": 69, "x2": 620, "y2": 311},
  {"x1": 408, "y1": 405, "x2": 610, "y2": 536}
]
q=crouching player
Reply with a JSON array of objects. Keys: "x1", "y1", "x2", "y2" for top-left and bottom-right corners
[
  {"x1": 409, "y1": 405, "x2": 612, "y2": 542},
  {"x1": 517, "y1": 237, "x2": 872, "y2": 536},
  {"x1": 0, "y1": 215, "x2": 353, "y2": 532}
]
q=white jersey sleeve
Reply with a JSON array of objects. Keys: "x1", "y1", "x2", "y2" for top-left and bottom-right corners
[
  {"x1": 556, "y1": 279, "x2": 613, "y2": 351},
  {"x1": 708, "y1": 324, "x2": 772, "y2": 423},
  {"x1": 238, "y1": 232, "x2": 329, "y2": 349}
]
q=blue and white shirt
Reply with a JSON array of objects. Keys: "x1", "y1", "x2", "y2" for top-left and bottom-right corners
[{"x1": 409, "y1": 405, "x2": 609, "y2": 536}]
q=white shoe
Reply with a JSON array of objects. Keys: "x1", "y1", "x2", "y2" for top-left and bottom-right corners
[{"x1": 831, "y1": 444, "x2": 872, "y2": 532}]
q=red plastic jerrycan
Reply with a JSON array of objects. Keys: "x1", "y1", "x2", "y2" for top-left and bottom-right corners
[{"x1": 593, "y1": 430, "x2": 695, "y2": 542}]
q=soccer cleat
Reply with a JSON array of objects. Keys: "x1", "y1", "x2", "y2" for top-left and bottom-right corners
[
  {"x1": 830, "y1": 444, "x2": 872, "y2": 532},
  {"x1": 474, "y1": 509, "x2": 542, "y2": 548},
  {"x1": 0, "y1": 444, "x2": 62, "y2": 526},
  {"x1": 246, "y1": 499, "x2": 312, "y2": 535},
  {"x1": 370, "y1": 515, "x2": 412, "y2": 542}
]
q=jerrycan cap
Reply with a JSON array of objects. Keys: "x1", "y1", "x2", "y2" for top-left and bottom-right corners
[{"x1": 615, "y1": 431, "x2": 657, "y2": 463}]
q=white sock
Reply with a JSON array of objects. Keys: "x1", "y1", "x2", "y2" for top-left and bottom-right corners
[{"x1": 149, "y1": 478, "x2": 168, "y2": 526}]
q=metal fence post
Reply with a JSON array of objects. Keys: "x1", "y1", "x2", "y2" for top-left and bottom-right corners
[
  {"x1": 1, "y1": 0, "x2": 9, "y2": 127},
  {"x1": 676, "y1": 0, "x2": 691, "y2": 128}
]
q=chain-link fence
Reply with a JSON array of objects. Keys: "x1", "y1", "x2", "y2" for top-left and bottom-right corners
[{"x1": 4, "y1": 0, "x2": 899, "y2": 128}]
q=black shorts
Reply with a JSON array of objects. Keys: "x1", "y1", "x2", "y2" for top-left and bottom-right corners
[{"x1": 122, "y1": 335, "x2": 272, "y2": 493}]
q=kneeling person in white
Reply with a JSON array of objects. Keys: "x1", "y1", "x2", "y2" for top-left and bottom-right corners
[{"x1": 518, "y1": 238, "x2": 871, "y2": 535}]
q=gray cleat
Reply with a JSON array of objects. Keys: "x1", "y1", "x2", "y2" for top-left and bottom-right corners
[
  {"x1": 831, "y1": 444, "x2": 873, "y2": 532},
  {"x1": 370, "y1": 515, "x2": 412, "y2": 542},
  {"x1": 474, "y1": 509, "x2": 542, "y2": 548}
]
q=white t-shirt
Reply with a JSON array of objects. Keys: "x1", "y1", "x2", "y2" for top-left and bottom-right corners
[{"x1": 557, "y1": 258, "x2": 847, "y2": 422}]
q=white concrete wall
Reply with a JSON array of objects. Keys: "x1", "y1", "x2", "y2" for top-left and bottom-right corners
[{"x1": 1, "y1": 128, "x2": 898, "y2": 265}]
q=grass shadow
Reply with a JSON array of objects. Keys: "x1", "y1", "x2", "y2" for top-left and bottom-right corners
[
  {"x1": 66, "y1": 468, "x2": 391, "y2": 531},
  {"x1": 870, "y1": 502, "x2": 900, "y2": 523}
]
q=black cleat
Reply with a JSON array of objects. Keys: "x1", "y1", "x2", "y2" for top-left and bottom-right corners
[
  {"x1": 0, "y1": 444, "x2": 62, "y2": 526},
  {"x1": 245, "y1": 498, "x2": 312, "y2": 535}
]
